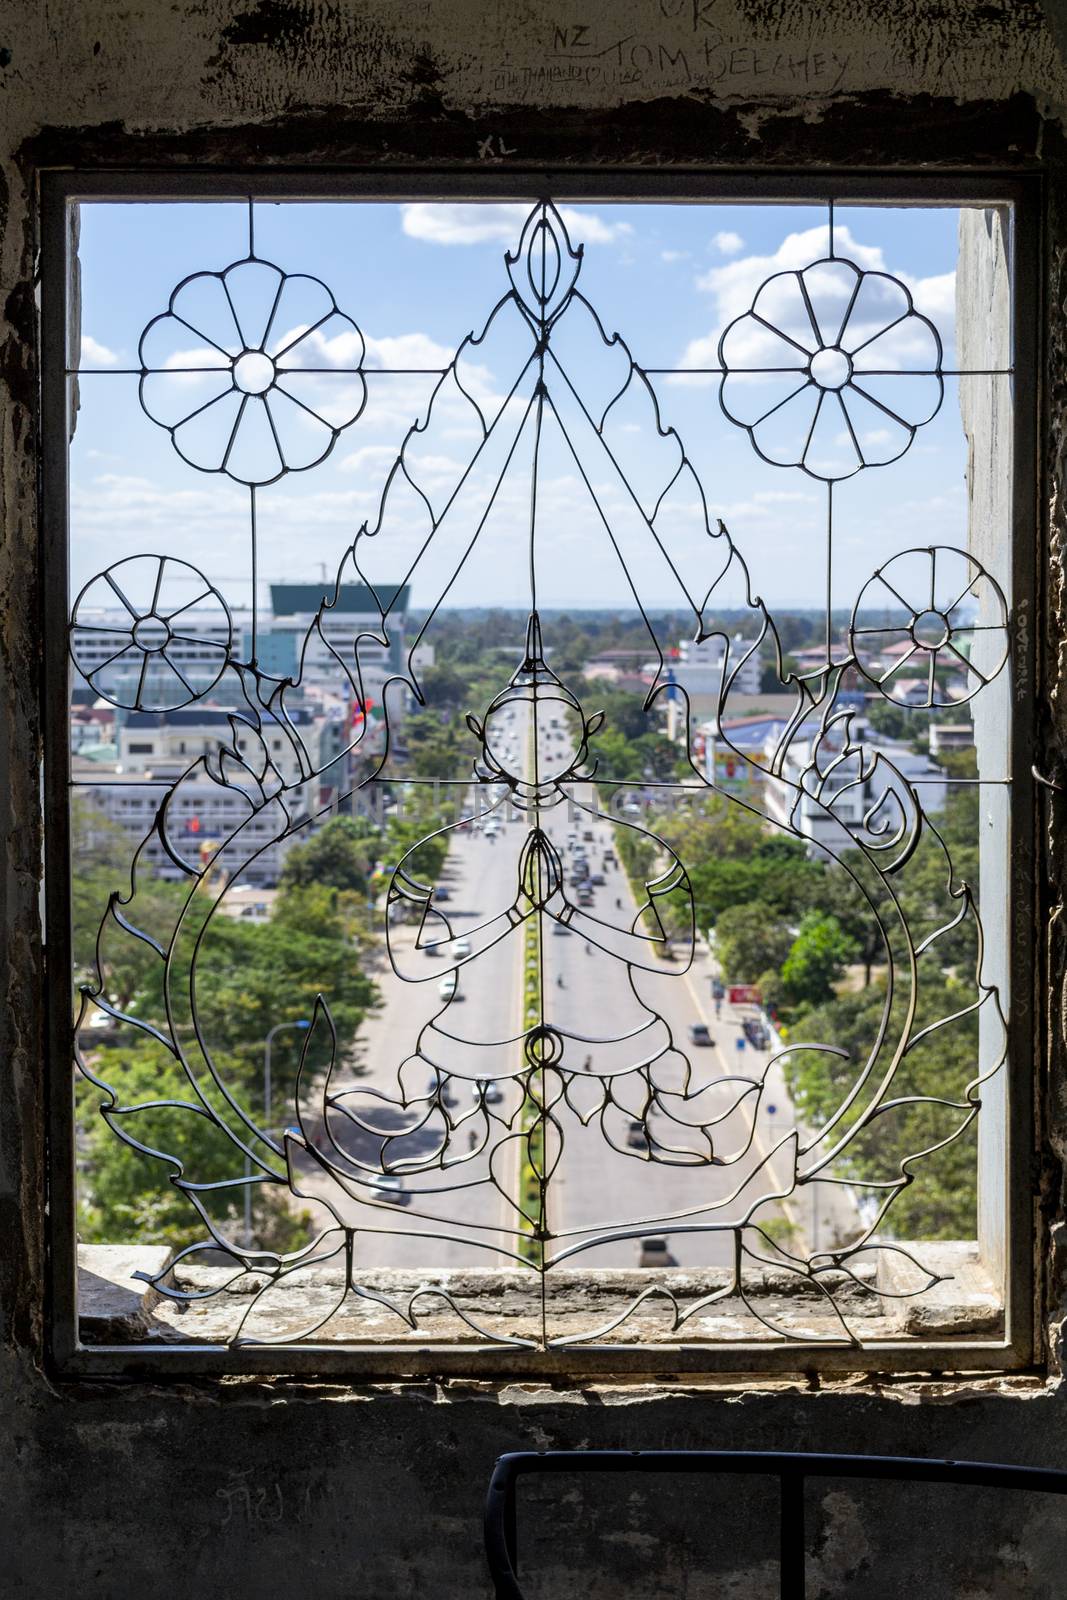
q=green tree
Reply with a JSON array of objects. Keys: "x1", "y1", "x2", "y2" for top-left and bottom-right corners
[
  {"x1": 383, "y1": 788, "x2": 451, "y2": 884},
  {"x1": 77, "y1": 1045, "x2": 314, "y2": 1252},
  {"x1": 783, "y1": 980, "x2": 980, "y2": 1238},
  {"x1": 279, "y1": 814, "x2": 379, "y2": 895},
  {"x1": 71, "y1": 795, "x2": 189, "y2": 1006},
  {"x1": 821, "y1": 853, "x2": 888, "y2": 987},
  {"x1": 714, "y1": 904, "x2": 793, "y2": 983},
  {"x1": 780, "y1": 910, "x2": 857, "y2": 1009},
  {"x1": 76, "y1": 880, "x2": 379, "y2": 1252}
]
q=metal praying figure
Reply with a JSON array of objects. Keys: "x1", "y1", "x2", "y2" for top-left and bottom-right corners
[{"x1": 384, "y1": 614, "x2": 696, "y2": 1097}]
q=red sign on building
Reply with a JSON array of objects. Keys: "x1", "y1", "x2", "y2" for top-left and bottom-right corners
[{"x1": 728, "y1": 984, "x2": 761, "y2": 1005}]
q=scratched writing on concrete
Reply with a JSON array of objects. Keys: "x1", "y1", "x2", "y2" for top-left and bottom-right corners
[{"x1": 488, "y1": 26, "x2": 914, "y2": 96}]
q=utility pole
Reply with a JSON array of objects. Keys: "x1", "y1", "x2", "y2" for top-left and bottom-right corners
[{"x1": 243, "y1": 1018, "x2": 312, "y2": 1249}]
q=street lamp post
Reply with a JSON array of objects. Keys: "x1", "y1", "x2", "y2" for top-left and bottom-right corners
[{"x1": 243, "y1": 1018, "x2": 312, "y2": 1249}]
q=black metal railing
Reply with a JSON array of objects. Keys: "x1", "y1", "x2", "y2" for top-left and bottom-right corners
[{"x1": 485, "y1": 1449, "x2": 1067, "y2": 1599}]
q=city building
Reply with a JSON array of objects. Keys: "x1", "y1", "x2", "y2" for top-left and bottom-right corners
[
  {"x1": 929, "y1": 721, "x2": 976, "y2": 756},
  {"x1": 263, "y1": 582, "x2": 411, "y2": 699},
  {"x1": 71, "y1": 606, "x2": 241, "y2": 703},
  {"x1": 82, "y1": 705, "x2": 324, "y2": 886},
  {"x1": 762, "y1": 717, "x2": 947, "y2": 858}
]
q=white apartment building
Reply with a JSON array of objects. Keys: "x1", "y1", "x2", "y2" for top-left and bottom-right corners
[
  {"x1": 265, "y1": 582, "x2": 412, "y2": 700},
  {"x1": 72, "y1": 581, "x2": 416, "y2": 706},
  {"x1": 929, "y1": 721, "x2": 975, "y2": 756},
  {"x1": 673, "y1": 633, "x2": 763, "y2": 697},
  {"x1": 643, "y1": 635, "x2": 762, "y2": 704},
  {"x1": 83, "y1": 706, "x2": 324, "y2": 886},
  {"x1": 71, "y1": 609, "x2": 241, "y2": 703},
  {"x1": 762, "y1": 718, "x2": 946, "y2": 858}
]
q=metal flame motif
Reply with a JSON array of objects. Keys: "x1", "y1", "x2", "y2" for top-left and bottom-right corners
[{"x1": 72, "y1": 201, "x2": 1010, "y2": 1353}]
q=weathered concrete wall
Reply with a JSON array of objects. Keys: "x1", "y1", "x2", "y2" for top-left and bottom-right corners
[{"x1": 6, "y1": 3, "x2": 1067, "y2": 1595}]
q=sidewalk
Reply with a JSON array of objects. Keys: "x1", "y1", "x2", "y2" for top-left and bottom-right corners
[{"x1": 685, "y1": 931, "x2": 862, "y2": 1255}]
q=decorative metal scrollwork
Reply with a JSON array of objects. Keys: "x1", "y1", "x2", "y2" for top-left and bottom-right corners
[
  {"x1": 850, "y1": 546, "x2": 1009, "y2": 707},
  {"x1": 718, "y1": 255, "x2": 943, "y2": 480},
  {"x1": 70, "y1": 554, "x2": 232, "y2": 710},
  {"x1": 72, "y1": 199, "x2": 1011, "y2": 1353},
  {"x1": 139, "y1": 254, "x2": 366, "y2": 483}
]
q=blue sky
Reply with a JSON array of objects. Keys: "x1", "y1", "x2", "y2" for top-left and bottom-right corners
[{"x1": 69, "y1": 200, "x2": 1006, "y2": 625}]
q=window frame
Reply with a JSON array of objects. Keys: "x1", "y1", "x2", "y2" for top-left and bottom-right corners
[{"x1": 40, "y1": 166, "x2": 1043, "y2": 1379}]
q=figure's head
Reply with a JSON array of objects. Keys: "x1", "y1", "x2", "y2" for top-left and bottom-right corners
[{"x1": 467, "y1": 613, "x2": 603, "y2": 806}]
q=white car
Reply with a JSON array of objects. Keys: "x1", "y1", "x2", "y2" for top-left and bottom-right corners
[
  {"x1": 366, "y1": 1172, "x2": 411, "y2": 1206},
  {"x1": 439, "y1": 971, "x2": 458, "y2": 1000},
  {"x1": 452, "y1": 938, "x2": 472, "y2": 959},
  {"x1": 471, "y1": 1079, "x2": 505, "y2": 1104}
]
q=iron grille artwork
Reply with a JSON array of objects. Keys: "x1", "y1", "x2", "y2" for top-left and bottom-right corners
[{"x1": 71, "y1": 199, "x2": 1012, "y2": 1351}]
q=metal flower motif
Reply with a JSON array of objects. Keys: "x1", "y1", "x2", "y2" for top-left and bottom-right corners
[
  {"x1": 849, "y1": 546, "x2": 1008, "y2": 708},
  {"x1": 70, "y1": 555, "x2": 232, "y2": 711},
  {"x1": 718, "y1": 257, "x2": 943, "y2": 481},
  {"x1": 138, "y1": 258, "x2": 367, "y2": 485}
]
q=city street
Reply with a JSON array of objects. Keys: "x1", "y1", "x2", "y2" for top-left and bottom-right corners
[
  {"x1": 298, "y1": 687, "x2": 855, "y2": 1275},
  {"x1": 298, "y1": 796, "x2": 530, "y2": 1271}
]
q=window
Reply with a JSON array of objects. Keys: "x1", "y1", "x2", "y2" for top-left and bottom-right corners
[{"x1": 44, "y1": 175, "x2": 1038, "y2": 1376}]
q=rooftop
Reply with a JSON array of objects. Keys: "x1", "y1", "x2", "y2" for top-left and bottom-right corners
[{"x1": 270, "y1": 582, "x2": 410, "y2": 616}]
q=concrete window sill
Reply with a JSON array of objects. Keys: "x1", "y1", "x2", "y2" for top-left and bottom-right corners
[{"x1": 77, "y1": 1242, "x2": 1002, "y2": 1350}]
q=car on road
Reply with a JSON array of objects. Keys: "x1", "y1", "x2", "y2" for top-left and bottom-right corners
[
  {"x1": 452, "y1": 938, "x2": 472, "y2": 958},
  {"x1": 590, "y1": 872, "x2": 605, "y2": 886},
  {"x1": 638, "y1": 1236, "x2": 678, "y2": 1267},
  {"x1": 743, "y1": 1018, "x2": 770, "y2": 1050},
  {"x1": 626, "y1": 1120, "x2": 646, "y2": 1151},
  {"x1": 688, "y1": 1022, "x2": 712, "y2": 1047},
  {"x1": 439, "y1": 972, "x2": 459, "y2": 1000},
  {"x1": 366, "y1": 1172, "x2": 411, "y2": 1206},
  {"x1": 577, "y1": 892, "x2": 595, "y2": 907},
  {"x1": 472, "y1": 1079, "x2": 504, "y2": 1104},
  {"x1": 436, "y1": 886, "x2": 451, "y2": 901},
  {"x1": 582, "y1": 829, "x2": 594, "y2": 841},
  {"x1": 552, "y1": 923, "x2": 572, "y2": 936}
]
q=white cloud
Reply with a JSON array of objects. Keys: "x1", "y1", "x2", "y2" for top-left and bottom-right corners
[
  {"x1": 904, "y1": 269, "x2": 955, "y2": 318},
  {"x1": 663, "y1": 332, "x2": 720, "y2": 387},
  {"x1": 338, "y1": 444, "x2": 401, "y2": 477},
  {"x1": 660, "y1": 249, "x2": 690, "y2": 264},
  {"x1": 715, "y1": 492, "x2": 821, "y2": 526},
  {"x1": 363, "y1": 330, "x2": 456, "y2": 370},
  {"x1": 697, "y1": 224, "x2": 881, "y2": 319},
  {"x1": 684, "y1": 223, "x2": 955, "y2": 375},
  {"x1": 400, "y1": 203, "x2": 632, "y2": 248},
  {"x1": 712, "y1": 230, "x2": 744, "y2": 256},
  {"x1": 752, "y1": 489, "x2": 818, "y2": 504},
  {"x1": 80, "y1": 334, "x2": 119, "y2": 366}
]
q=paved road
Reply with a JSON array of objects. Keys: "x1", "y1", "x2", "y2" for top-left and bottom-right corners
[
  {"x1": 297, "y1": 798, "x2": 530, "y2": 1270},
  {"x1": 295, "y1": 688, "x2": 848, "y2": 1274},
  {"x1": 535, "y1": 791, "x2": 797, "y2": 1269}
]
